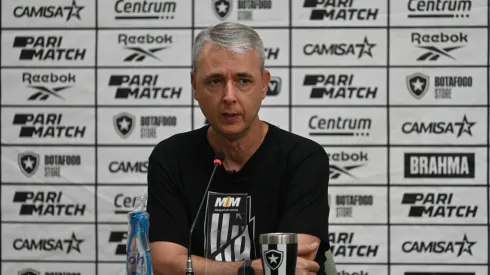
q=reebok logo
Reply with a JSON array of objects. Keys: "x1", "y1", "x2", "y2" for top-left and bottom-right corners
[
  {"x1": 411, "y1": 32, "x2": 467, "y2": 61},
  {"x1": 118, "y1": 33, "x2": 172, "y2": 62}
]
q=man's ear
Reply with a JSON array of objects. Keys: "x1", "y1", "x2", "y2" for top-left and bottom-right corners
[
  {"x1": 261, "y1": 69, "x2": 271, "y2": 100},
  {"x1": 191, "y1": 71, "x2": 198, "y2": 101}
]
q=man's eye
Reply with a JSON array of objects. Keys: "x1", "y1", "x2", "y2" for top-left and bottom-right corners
[
  {"x1": 239, "y1": 79, "x2": 251, "y2": 84},
  {"x1": 209, "y1": 79, "x2": 220, "y2": 84}
]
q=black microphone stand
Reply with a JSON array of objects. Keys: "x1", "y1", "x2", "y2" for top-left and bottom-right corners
[{"x1": 186, "y1": 153, "x2": 224, "y2": 275}]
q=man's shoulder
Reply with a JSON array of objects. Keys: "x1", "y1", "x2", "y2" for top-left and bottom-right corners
[
  {"x1": 149, "y1": 126, "x2": 207, "y2": 161},
  {"x1": 268, "y1": 123, "x2": 326, "y2": 159}
]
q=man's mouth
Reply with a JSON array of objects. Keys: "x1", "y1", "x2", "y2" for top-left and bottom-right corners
[{"x1": 223, "y1": 113, "x2": 239, "y2": 119}]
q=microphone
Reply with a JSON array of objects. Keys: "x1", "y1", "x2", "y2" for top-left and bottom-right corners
[{"x1": 186, "y1": 152, "x2": 225, "y2": 275}]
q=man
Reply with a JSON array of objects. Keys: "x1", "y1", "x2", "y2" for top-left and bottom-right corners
[{"x1": 147, "y1": 22, "x2": 330, "y2": 275}]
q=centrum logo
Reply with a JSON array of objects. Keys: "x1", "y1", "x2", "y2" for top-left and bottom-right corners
[
  {"x1": 13, "y1": 0, "x2": 85, "y2": 21},
  {"x1": 114, "y1": 193, "x2": 137, "y2": 214},
  {"x1": 412, "y1": 31, "x2": 467, "y2": 61},
  {"x1": 303, "y1": 0, "x2": 379, "y2": 21},
  {"x1": 407, "y1": 0, "x2": 472, "y2": 19},
  {"x1": 13, "y1": 36, "x2": 86, "y2": 61},
  {"x1": 401, "y1": 114, "x2": 475, "y2": 138},
  {"x1": 114, "y1": 0, "x2": 176, "y2": 20},
  {"x1": 13, "y1": 232, "x2": 84, "y2": 254},
  {"x1": 402, "y1": 234, "x2": 476, "y2": 257},
  {"x1": 308, "y1": 115, "x2": 372, "y2": 137},
  {"x1": 303, "y1": 36, "x2": 376, "y2": 59},
  {"x1": 118, "y1": 33, "x2": 172, "y2": 62}
]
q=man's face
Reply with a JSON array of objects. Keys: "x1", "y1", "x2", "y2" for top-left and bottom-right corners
[{"x1": 191, "y1": 42, "x2": 270, "y2": 138}]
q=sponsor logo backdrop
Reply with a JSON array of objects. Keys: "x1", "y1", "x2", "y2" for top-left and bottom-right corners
[{"x1": 1, "y1": 0, "x2": 489, "y2": 274}]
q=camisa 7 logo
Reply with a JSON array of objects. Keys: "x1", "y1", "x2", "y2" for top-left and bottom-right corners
[{"x1": 13, "y1": 0, "x2": 85, "y2": 21}]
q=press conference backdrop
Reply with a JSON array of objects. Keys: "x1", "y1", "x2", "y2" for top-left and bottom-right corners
[{"x1": 0, "y1": 0, "x2": 489, "y2": 274}]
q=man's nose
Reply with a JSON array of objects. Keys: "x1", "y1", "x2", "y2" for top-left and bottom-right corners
[{"x1": 223, "y1": 80, "x2": 238, "y2": 103}]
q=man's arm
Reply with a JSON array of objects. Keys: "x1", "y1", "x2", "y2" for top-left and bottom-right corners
[
  {"x1": 276, "y1": 142, "x2": 331, "y2": 271},
  {"x1": 297, "y1": 234, "x2": 320, "y2": 261},
  {"x1": 147, "y1": 144, "x2": 247, "y2": 275},
  {"x1": 151, "y1": 242, "x2": 243, "y2": 275}
]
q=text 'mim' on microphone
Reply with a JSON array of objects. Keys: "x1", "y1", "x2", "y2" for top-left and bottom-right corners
[{"x1": 185, "y1": 152, "x2": 225, "y2": 275}]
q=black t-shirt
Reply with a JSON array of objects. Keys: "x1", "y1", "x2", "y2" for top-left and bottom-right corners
[{"x1": 146, "y1": 122, "x2": 331, "y2": 274}]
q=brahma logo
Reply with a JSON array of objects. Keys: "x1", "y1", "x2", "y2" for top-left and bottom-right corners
[{"x1": 404, "y1": 153, "x2": 475, "y2": 178}]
